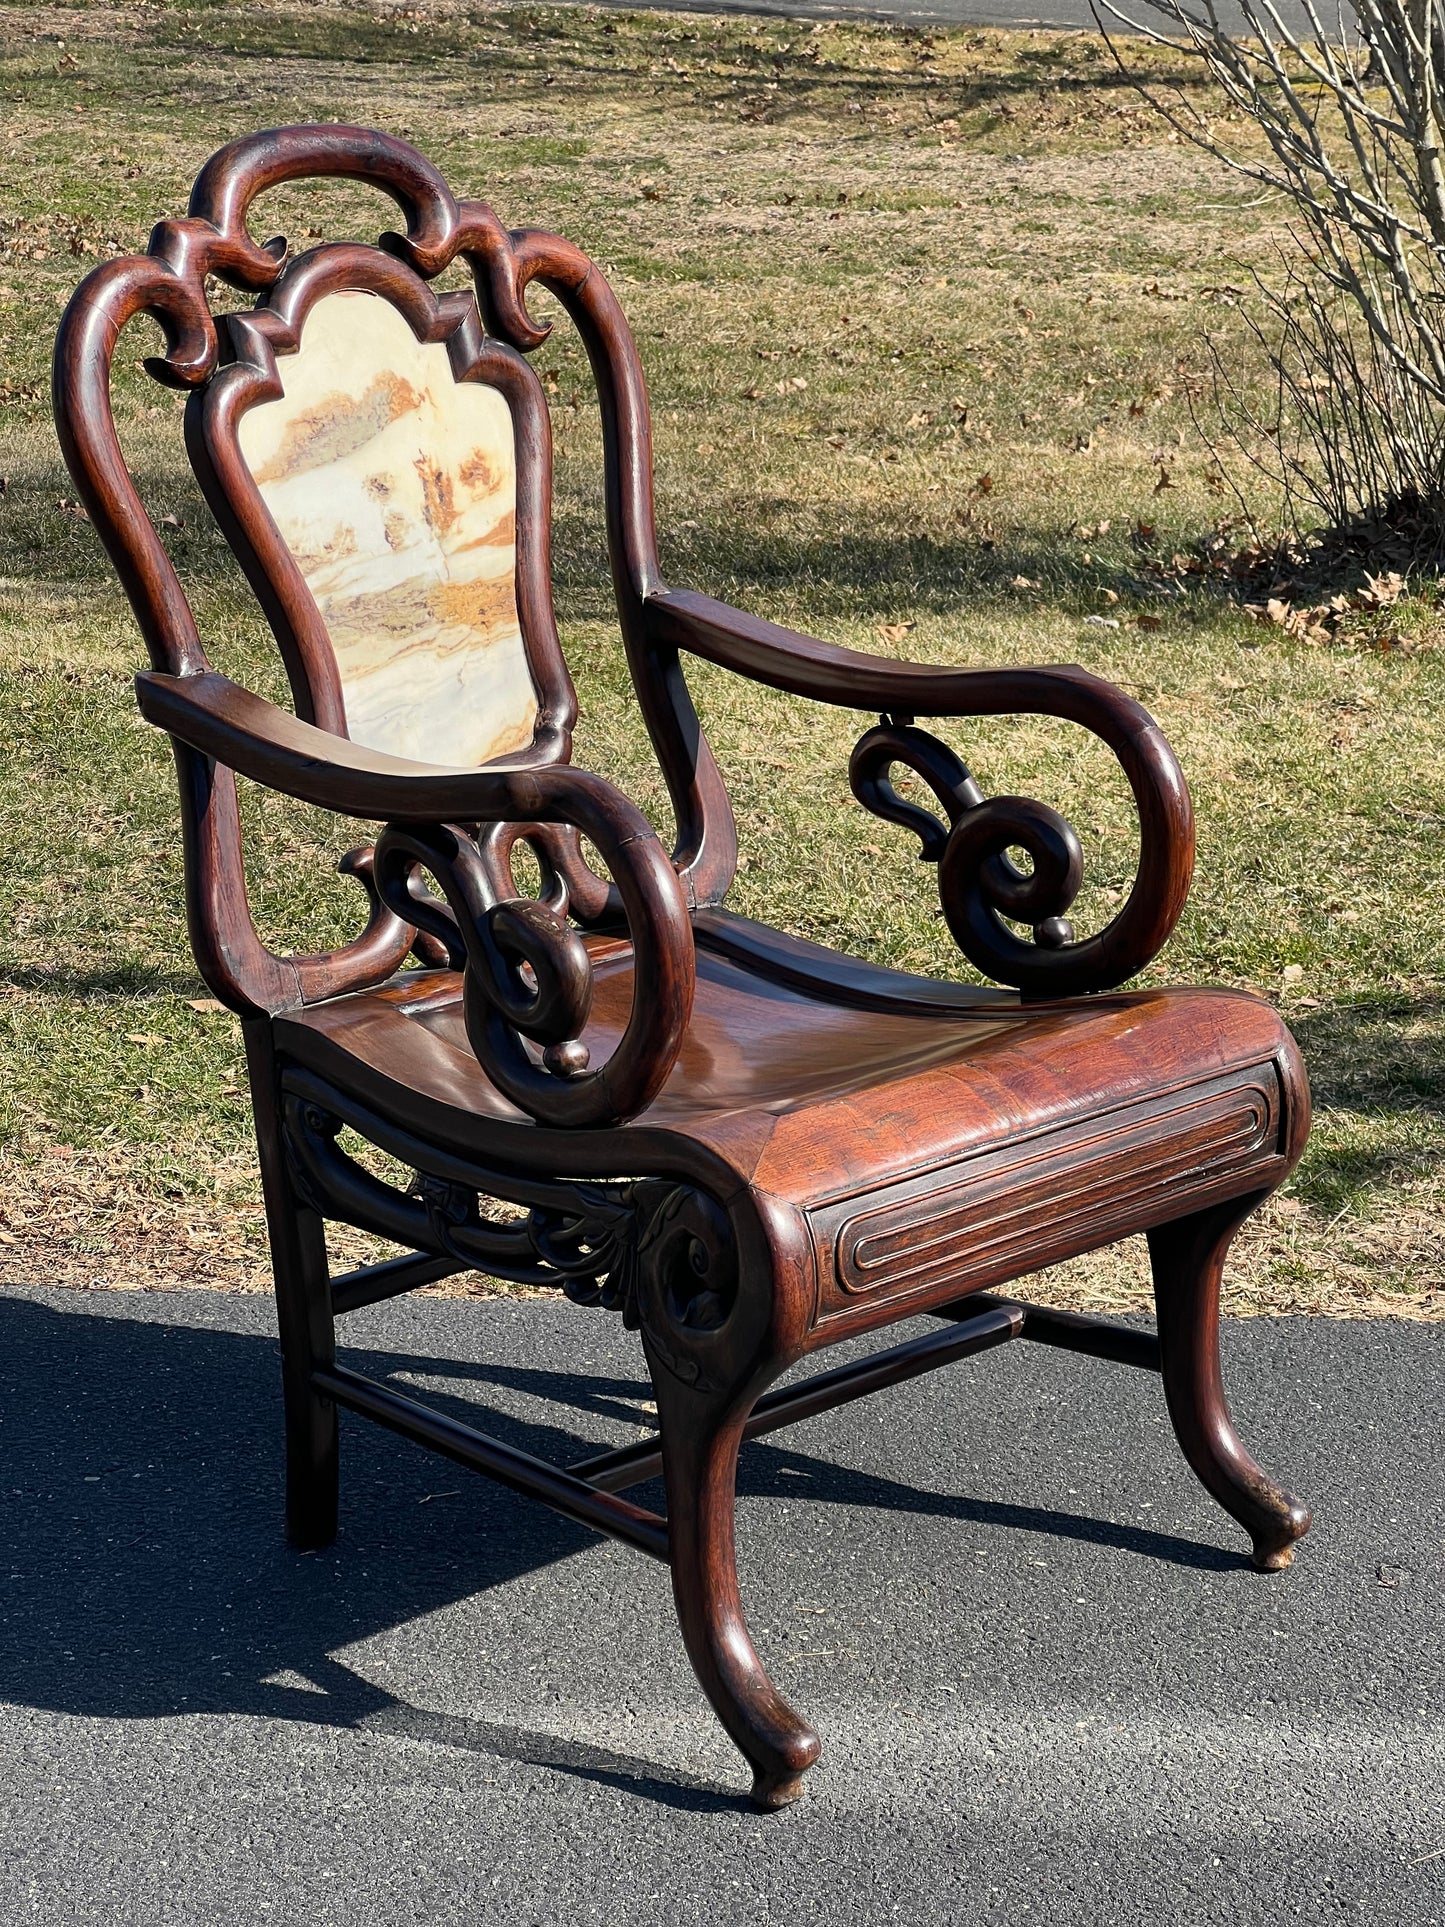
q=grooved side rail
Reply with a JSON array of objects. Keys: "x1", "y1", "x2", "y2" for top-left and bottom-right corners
[{"x1": 311, "y1": 1362, "x2": 671, "y2": 1560}]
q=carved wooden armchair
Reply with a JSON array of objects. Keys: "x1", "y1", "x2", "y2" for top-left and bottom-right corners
[{"x1": 55, "y1": 126, "x2": 1311, "y2": 1808}]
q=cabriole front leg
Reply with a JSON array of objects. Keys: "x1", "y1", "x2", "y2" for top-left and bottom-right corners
[
  {"x1": 1148, "y1": 1194, "x2": 1311, "y2": 1572},
  {"x1": 649, "y1": 1362, "x2": 822, "y2": 1809},
  {"x1": 633, "y1": 1184, "x2": 821, "y2": 1808}
]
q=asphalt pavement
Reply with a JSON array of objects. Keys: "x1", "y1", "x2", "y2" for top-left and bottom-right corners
[{"x1": 1, "y1": 1284, "x2": 1440, "y2": 1925}]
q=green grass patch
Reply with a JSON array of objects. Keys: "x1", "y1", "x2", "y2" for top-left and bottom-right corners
[{"x1": 0, "y1": 0, "x2": 1441, "y2": 1310}]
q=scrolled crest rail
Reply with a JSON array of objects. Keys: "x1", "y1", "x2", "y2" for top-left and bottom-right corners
[{"x1": 53, "y1": 122, "x2": 739, "y2": 1016}]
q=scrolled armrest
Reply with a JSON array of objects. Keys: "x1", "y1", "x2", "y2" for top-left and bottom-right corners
[
  {"x1": 642, "y1": 589, "x2": 1194, "y2": 995},
  {"x1": 136, "y1": 670, "x2": 694, "y2": 1126}
]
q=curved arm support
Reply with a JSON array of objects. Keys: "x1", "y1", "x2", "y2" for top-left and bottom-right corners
[
  {"x1": 51, "y1": 134, "x2": 459, "y2": 1015},
  {"x1": 643, "y1": 589, "x2": 1194, "y2": 996},
  {"x1": 136, "y1": 671, "x2": 696, "y2": 1126}
]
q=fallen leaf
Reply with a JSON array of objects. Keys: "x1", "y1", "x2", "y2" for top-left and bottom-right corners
[
  {"x1": 876, "y1": 622, "x2": 916, "y2": 644},
  {"x1": 1011, "y1": 574, "x2": 1040, "y2": 590},
  {"x1": 185, "y1": 998, "x2": 225, "y2": 1014},
  {"x1": 1135, "y1": 613, "x2": 1163, "y2": 631},
  {"x1": 1360, "y1": 569, "x2": 1405, "y2": 608},
  {"x1": 125, "y1": 1031, "x2": 166, "y2": 1046},
  {"x1": 1281, "y1": 963, "x2": 1304, "y2": 983}
]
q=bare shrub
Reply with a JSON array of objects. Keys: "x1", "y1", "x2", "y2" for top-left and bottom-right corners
[{"x1": 1100, "y1": 0, "x2": 1445, "y2": 569}]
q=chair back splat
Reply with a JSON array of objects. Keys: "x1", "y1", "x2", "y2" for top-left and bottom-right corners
[{"x1": 55, "y1": 125, "x2": 1315, "y2": 1813}]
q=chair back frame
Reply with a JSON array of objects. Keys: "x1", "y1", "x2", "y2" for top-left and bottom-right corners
[{"x1": 52, "y1": 124, "x2": 739, "y2": 1016}]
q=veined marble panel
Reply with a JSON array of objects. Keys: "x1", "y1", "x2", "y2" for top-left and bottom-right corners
[{"x1": 238, "y1": 288, "x2": 538, "y2": 765}]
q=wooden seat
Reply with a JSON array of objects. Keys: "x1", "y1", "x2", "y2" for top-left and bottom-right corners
[
  {"x1": 54, "y1": 123, "x2": 1312, "y2": 1811},
  {"x1": 277, "y1": 939, "x2": 1300, "y2": 1333}
]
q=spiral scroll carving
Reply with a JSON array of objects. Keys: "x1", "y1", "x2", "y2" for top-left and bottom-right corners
[
  {"x1": 371, "y1": 800, "x2": 691, "y2": 1129},
  {"x1": 373, "y1": 819, "x2": 599, "y2": 1095},
  {"x1": 55, "y1": 122, "x2": 732, "y2": 1016},
  {"x1": 850, "y1": 719, "x2": 1103, "y2": 995}
]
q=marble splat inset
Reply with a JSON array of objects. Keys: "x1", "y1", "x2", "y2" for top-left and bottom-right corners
[{"x1": 238, "y1": 288, "x2": 538, "y2": 765}]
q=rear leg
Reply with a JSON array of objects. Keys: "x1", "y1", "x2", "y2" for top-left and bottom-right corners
[{"x1": 247, "y1": 1023, "x2": 339, "y2": 1550}]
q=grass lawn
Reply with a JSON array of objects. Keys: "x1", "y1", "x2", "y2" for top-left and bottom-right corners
[{"x1": 1, "y1": 0, "x2": 1441, "y2": 1314}]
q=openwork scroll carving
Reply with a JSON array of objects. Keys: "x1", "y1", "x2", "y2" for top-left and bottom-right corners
[
  {"x1": 850, "y1": 712, "x2": 1192, "y2": 996},
  {"x1": 282, "y1": 1080, "x2": 738, "y2": 1381},
  {"x1": 850, "y1": 718, "x2": 1086, "y2": 990},
  {"x1": 371, "y1": 801, "x2": 691, "y2": 1130}
]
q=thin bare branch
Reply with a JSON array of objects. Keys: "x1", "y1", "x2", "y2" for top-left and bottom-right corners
[{"x1": 1104, "y1": 0, "x2": 1445, "y2": 560}]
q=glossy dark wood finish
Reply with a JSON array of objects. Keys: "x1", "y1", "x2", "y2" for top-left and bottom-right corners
[
  {"x1": 56, "y1": 124, "x2": 1315, "y2": 1809},
  {"x1": 244, "y1": 1019, "x2": 338, "y2": 1550},
  {"x1": 573, "y1": 1301, "x2": 1026, "y2": 1493},
  {"x1": 945, "y1": 1293, "x2": 1162, "y2": 1372},
  {"x1": 643, "y1": 589, "x2": 1194, "y2": 994},
  {"x1": 312, "y1": 1362, "x2": 671, "y2": 1561},
  {"x1": 330, "y1": 1249, "x2": 467, "y2": 1316}
]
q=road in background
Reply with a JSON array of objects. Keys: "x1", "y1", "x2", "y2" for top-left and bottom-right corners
[{"x1": 588, "y1": 0, "x2": 1329, "y2": 38}]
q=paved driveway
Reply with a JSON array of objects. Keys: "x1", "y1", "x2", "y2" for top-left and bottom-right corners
[
  {"x1": 595, "y1": 0, "x2": 1325, "y2": 38},
  {"x1": 1, "y1": 1285, "x2": 1439, "y2": 1924}
]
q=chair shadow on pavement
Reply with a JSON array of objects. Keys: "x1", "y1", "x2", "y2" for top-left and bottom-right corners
[{"x1": 0, "y1": 1292, "x2": 1239, "y2": 1813}]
